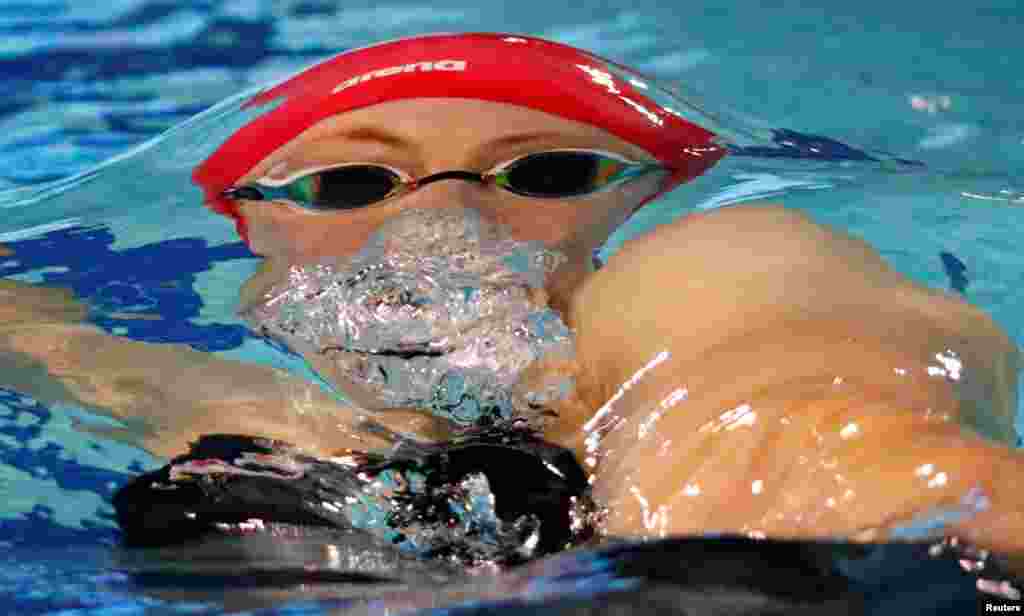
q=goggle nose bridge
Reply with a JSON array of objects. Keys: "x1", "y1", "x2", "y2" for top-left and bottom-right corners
[{"x1": 412, "y1": 169, "x2": 489, "y2": 190}]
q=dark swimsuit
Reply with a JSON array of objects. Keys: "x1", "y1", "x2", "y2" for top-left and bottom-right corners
[
  {"x1": 113, "y1": 425, "x2": 591, "y2": 566},
  {"x1": 113, "y1": 429, "x2": 1023, "y2": 613}
]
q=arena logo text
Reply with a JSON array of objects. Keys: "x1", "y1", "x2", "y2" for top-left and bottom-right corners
[{"x1": 332, "y1": 60, "x2": 468, "y2": 94}]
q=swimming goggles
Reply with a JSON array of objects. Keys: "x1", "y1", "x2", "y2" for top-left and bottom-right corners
[{"x1": 222, "y1": 149, "x2": 665, "y2": 212}]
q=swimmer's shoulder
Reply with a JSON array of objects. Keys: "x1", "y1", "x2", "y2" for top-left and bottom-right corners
[
  {"x1": 564, "y1": 203, "x2": 1016, "y2": 436},
  {"x1": 596, "y1": 202, "x2": 897, "y2": 285},
  {"x1": 565, "y1": 203, "x2": 881, "y2": 398}
]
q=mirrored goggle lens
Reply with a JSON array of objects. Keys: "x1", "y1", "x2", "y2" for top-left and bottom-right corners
[
  {"x1": 289, "y1": 165, "x2": 404, "y2": 210},
  {"x1": 495, "y1": 150, "x2": 625, "y2": 198}
]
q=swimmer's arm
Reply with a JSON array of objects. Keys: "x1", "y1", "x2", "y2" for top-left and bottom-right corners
[
  {"x1": 786, "y1": 411, "x2": 1024, "y2": 575},
  {"x1": 0, "y1": 283, "x2": 453, "y2": 457},
  {"x1": 560, "y1": 203, "x2": 1024, "y2": 556},
  {"x1": 0, "y1": 321, "x2": 335, "y2": 456},
  {"x1": 565, "y1": 202, "x2": 1018, "y2": 438},
  {"x1": 582, "y1": 386, "x2": 1024, "y2": 566},
  {"x1": 794, "y1": 408, "x2": 1024, "y2": 555},
  {"x1": 928, "y1": 435, "x2": 1024, "y2": 558}
]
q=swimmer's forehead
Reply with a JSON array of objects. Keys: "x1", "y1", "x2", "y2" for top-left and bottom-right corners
[{"x1": 240, "y1": 98, "x2": 659, "y2": 183}]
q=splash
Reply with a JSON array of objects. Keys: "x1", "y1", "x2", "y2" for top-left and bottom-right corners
[{"x1": 241, "y1": 208, "x2": 576, "y2": 424}]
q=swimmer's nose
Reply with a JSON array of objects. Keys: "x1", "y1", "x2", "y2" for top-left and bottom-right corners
[{"x1": 403, "y1": 175, "x2": 505, "y2": 225}]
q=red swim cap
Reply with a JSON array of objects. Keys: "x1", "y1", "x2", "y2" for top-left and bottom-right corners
[{"x1": 193, "y1": 33, "x2": 727, "y2": 243}]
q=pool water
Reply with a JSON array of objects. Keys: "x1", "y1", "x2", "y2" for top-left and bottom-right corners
[{"x1": 1, "y1": 1, "x2": 1023, "y2": 613}]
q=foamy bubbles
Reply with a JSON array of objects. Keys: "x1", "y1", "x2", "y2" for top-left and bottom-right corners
[{"x1": 241, "y1": 208, "x2": 575, "y2": 424}]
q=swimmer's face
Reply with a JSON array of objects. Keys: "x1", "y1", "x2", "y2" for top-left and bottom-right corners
[
  {"x1": 234, "y1": 99, "x2": 656, "y2": 414},
  {"x1": 232, "y1": 98, "x2": 666, "y2": 275}
]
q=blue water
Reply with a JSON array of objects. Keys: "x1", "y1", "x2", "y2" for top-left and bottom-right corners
[{"x1": 1, "y1": 1, "x2": 1023, "y2": 613}]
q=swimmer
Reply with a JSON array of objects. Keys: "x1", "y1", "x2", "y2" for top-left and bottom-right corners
[{"x1": 2, "y1": 34, "x2": 1023, "y2": 565}]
